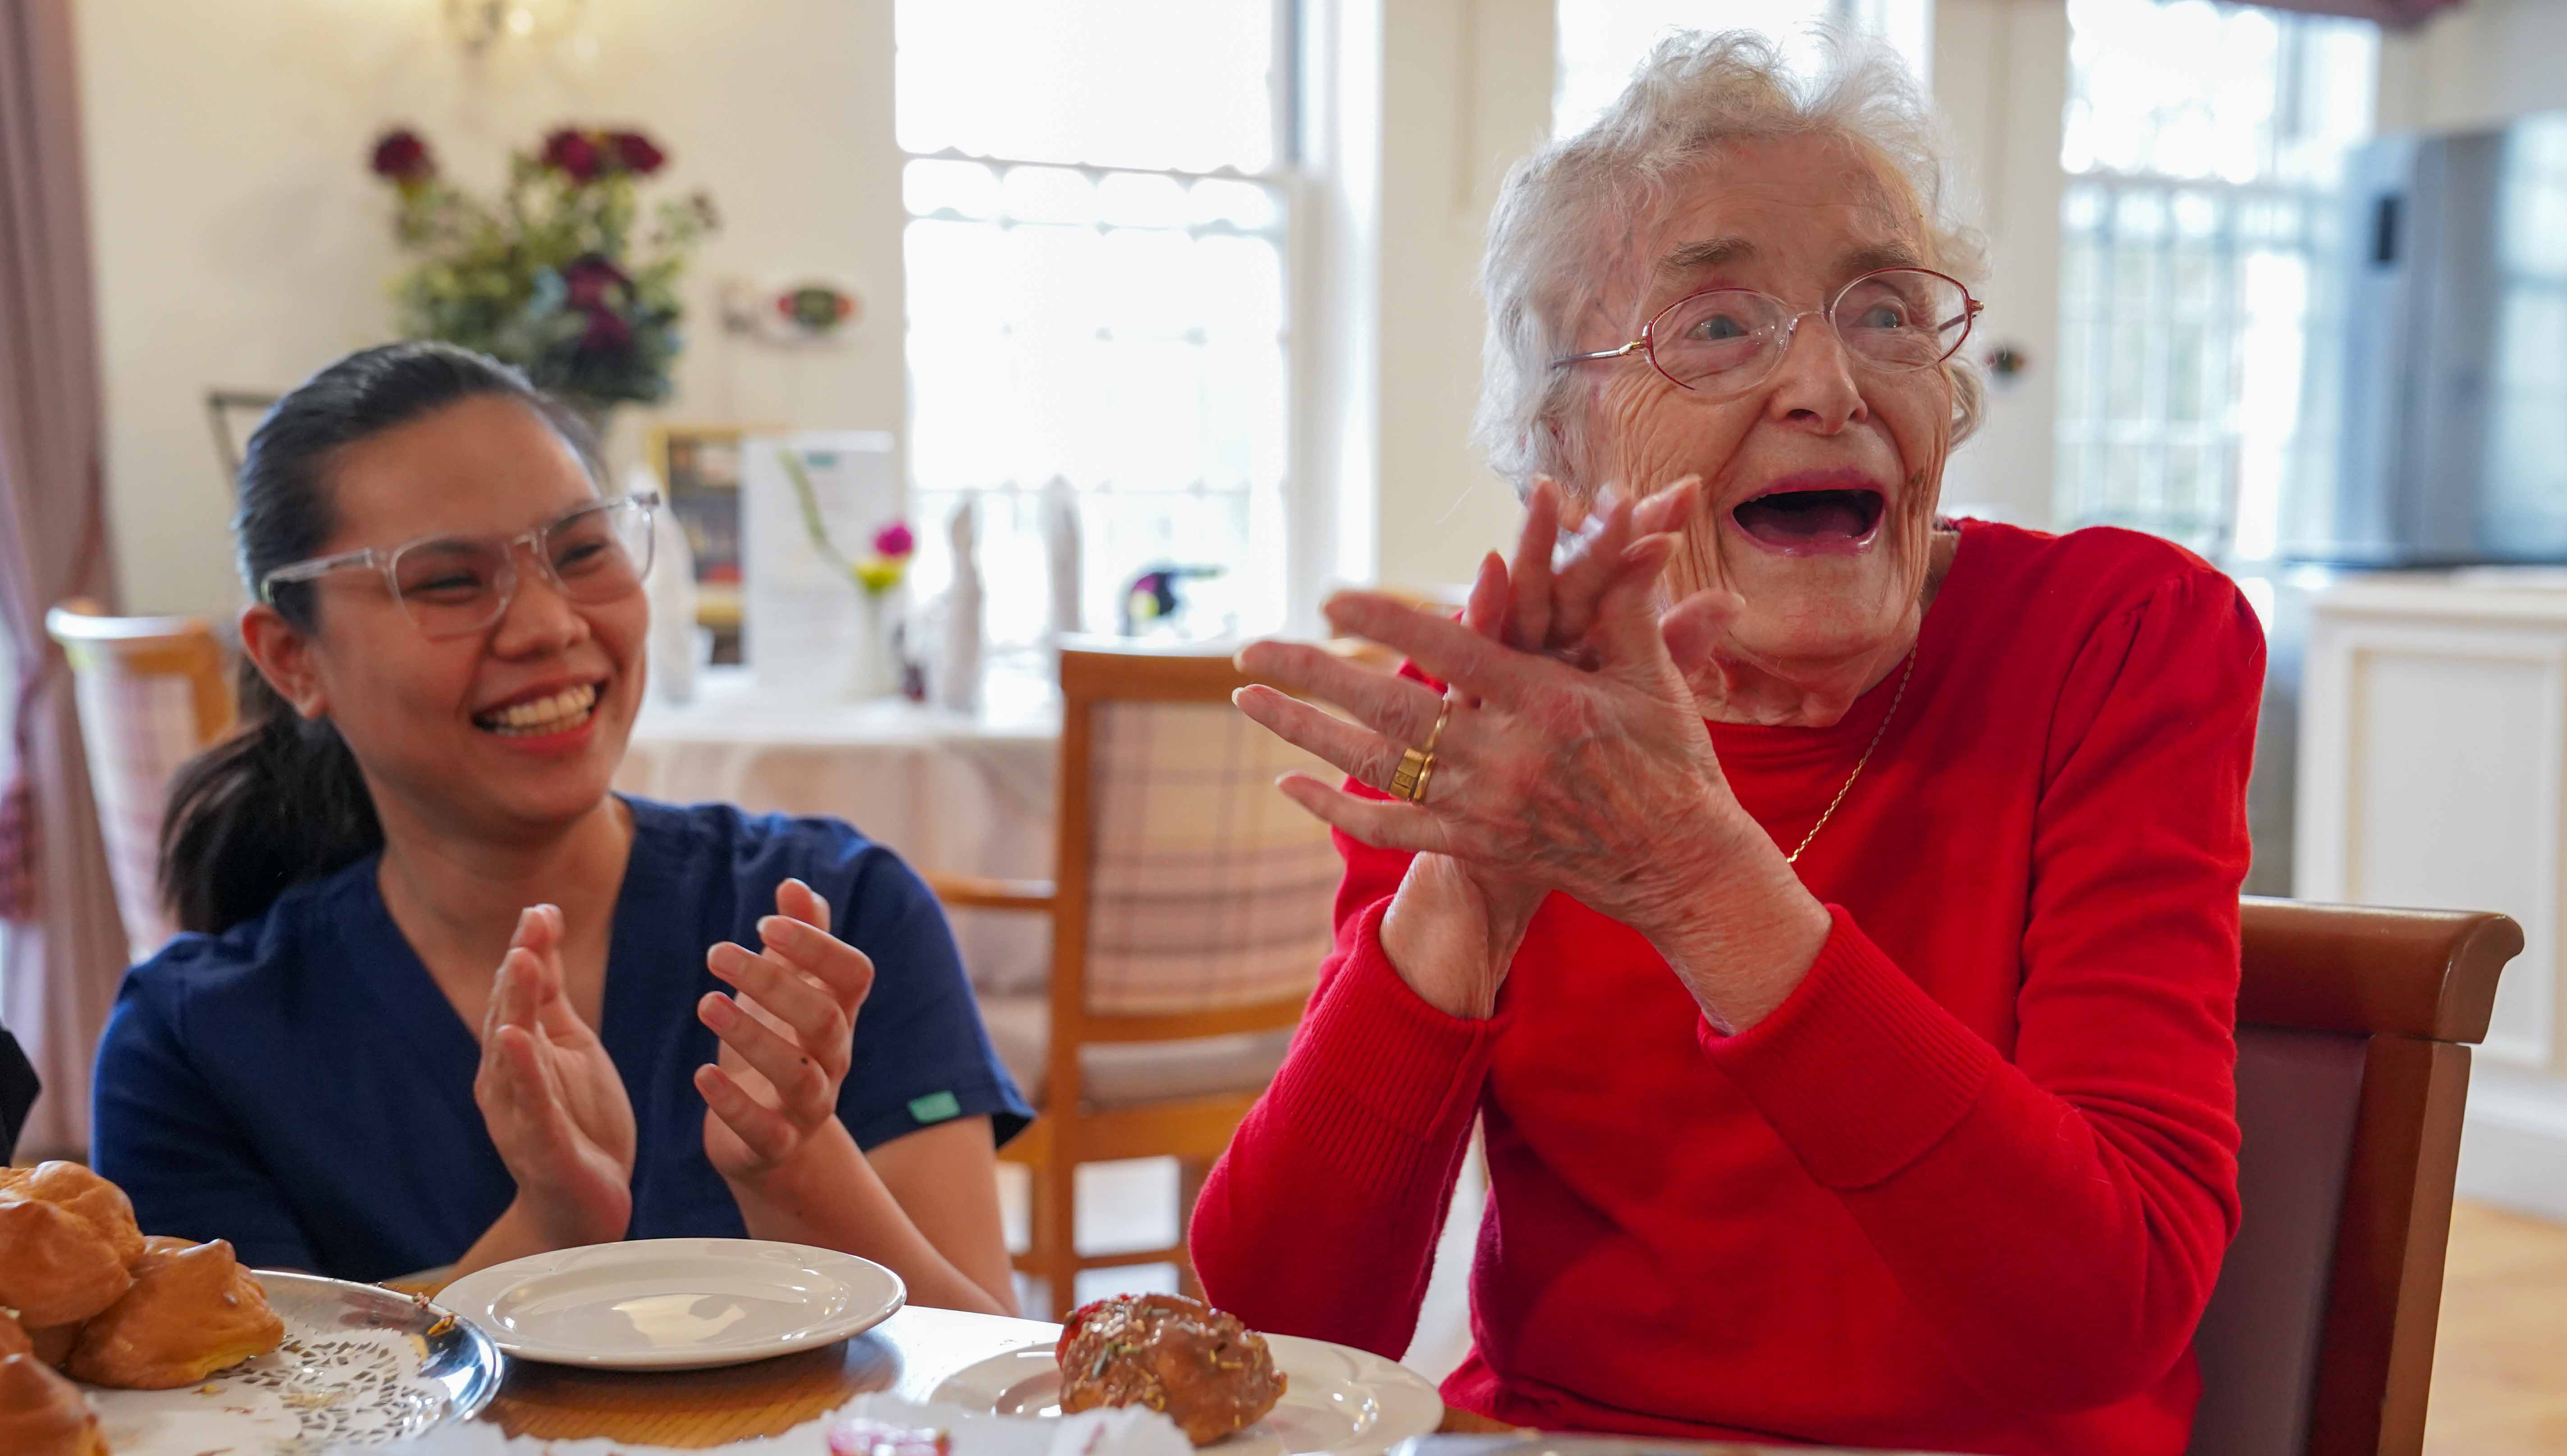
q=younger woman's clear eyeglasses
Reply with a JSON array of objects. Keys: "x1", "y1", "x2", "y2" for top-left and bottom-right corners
[
  {"x1": 1552, "y1": 267, "x2": 1982, "y2": 398},
  {"x1": 258, "y1": 492, "x2": 660, "y2": 641}
]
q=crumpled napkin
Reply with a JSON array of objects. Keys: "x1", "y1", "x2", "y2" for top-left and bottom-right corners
[{"x1": 322, "y1": 1392, "x2": 1196, "y2": 1456}]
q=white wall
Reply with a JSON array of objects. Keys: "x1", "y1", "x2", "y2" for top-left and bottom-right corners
[
  {"x1": 1367, "y1": 0, "x2": 1555, "y2": 599},
  {"x1": 74, "y1": 0, "x2": 906, "y2": 618},
  {"x1": 1928, "y1": 0, "x2": 2066, "y2": 530}
]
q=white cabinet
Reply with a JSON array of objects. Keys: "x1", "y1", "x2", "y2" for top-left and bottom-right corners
[{"x1": 2298, "y1": 579, "x2": 2567, "y2": 1213}]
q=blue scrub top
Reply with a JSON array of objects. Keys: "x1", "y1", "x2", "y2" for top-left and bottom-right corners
[{"x1": 90, "y1": 797, "x2": 1032, "y2": 1282}]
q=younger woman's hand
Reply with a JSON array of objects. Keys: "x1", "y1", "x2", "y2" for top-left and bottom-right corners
[
  {"x1": 472, "y1": 905, "x2": 637, "y2": 1249},
  {"x1": 696, "y1": 879, "x2": 877, "y2": 1183}
]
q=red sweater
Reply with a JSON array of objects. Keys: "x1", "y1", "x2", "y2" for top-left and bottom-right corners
[{"x1": 1190, "y1": 521, "x2": 2264, "y2": 1456}]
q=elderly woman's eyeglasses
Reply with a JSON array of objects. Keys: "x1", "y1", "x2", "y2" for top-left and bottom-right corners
[
  {"x1": 258, "y1": 492, "x2": 660, "y2": 640},
  {"x1": 1553, "y1": 268, "x2": 1982, "y2": 398}
]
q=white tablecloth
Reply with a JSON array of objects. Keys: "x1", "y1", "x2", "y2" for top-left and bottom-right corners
[{"x1": 615, "y1": 666, "x2": 1060, "y2": 995}]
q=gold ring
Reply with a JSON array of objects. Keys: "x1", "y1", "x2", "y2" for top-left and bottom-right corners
[{"x1": 1388, "y1": 699, "x2": 1453, "y2": 804}]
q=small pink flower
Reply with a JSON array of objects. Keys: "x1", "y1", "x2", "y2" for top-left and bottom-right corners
[{"x1": 871, "y1": 522, "x2": 916, "y2": 559}]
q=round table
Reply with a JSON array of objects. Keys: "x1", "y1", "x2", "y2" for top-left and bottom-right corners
[{"x1": 616, "y1": 665, "x2": 1061, "y2": 997}]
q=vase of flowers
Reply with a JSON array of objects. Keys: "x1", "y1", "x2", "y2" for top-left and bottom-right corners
[
  {"x1": 848, "y1": 523, "x2": 917, "y2": 700},
  {"x1": 776, "y1": 449, "x2": 916, "y2": 699},
  {"x1": 367, "y1": 123, "x2": 717, "y2": 435}
]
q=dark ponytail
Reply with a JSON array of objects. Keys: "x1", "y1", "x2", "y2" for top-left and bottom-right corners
[{"x1": 161, "y1": 341, "x2": 598, "y2": 934}]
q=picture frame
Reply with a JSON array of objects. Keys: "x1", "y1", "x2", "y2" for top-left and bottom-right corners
[{"x1": 647, "y1": 423, "x2": 775, "y2": 665}]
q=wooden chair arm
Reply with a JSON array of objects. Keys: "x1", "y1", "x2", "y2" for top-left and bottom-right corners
[
  {"x1": 923, "y1": 873, "x2": 1059, "y2": 914},
  {"x1": 2239, "y1": 896, "x2": 2523, "y2": 1043}
]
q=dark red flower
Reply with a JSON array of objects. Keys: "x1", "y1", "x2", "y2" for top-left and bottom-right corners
[
  {"x1": 369, "y1": 129, "x2": 434, "y2": 184},
  {"x1": 560, "y1": 254, "x2": 628, "y2": 310},
  {"x1": 607, "y1": 130, "x2": 666, "y2": 176},
  {"x1": 542, "y1": 127, "x2": 602, "y2": 183},
  {"x1": 871, "y1": 522, "x2": 916, "y2": 559},
  {"x1": 579, "y1": 305, "x2": 633, "y2": 353}
]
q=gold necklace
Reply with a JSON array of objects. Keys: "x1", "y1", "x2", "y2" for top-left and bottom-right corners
[{"x1": 1783, "y1": 648, "x2": 1917, "y2": 865}]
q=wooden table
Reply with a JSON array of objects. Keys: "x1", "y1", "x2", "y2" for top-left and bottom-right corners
[
  {"x1": 483, "y1": 1304, "x2": 1057, "y2": 1444},
  {"x1": 480, "y1": 1303, "x2": 1517, "y2": 1447}
]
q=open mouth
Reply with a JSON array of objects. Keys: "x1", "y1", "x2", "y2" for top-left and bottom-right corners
[
  {"x1": 1731, "y1": 488, "x2": 1886, "y2": 551},
  {"x1": 473, "y1": 682, "x2": 602, "y2": 738}
]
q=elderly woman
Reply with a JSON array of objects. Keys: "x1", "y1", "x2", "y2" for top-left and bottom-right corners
[{"x1": 1188, "y1": 32, "x2": 2260, "y2": 1456}]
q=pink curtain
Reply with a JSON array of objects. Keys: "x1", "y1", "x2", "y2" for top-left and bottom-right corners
[
  {"x1": 0, "y1": 0, "x2": 128, "y2": 1159},
  {"x1": 2247, "y1": 0, "x2": 2465, "y2": 26}
]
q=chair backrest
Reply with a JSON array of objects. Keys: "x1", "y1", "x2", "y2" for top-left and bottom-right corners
[
  {"x1": 43, "y1": 601, "x2": 236, "y2": 964},
  {"x1": 204, "y1": 388, "x2": 278, "y2": 487},
  {"x1": 1051, "y1": 643, "x2": 1339, "y2": 1037},
  {"x1": 2187, "y1": 896, "x2": 2521, "y2": 1456}
]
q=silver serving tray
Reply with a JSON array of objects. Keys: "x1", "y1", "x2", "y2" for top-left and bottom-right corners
[{"x1": 85, "y1": 1269, "x2": 503, "y2": 1451}]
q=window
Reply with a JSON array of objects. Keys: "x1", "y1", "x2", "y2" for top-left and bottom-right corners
[
  {"x1": 2486, "y1": 117, "x2": 2567, "y2": 548},
  {"x1": 895, "y1": 0, "x2": 1292, "y2": 645},
  {"x1": 1554, "y1": 0, "x2": 1935, "y2": 138},
  {"x1": 2054, "y1": 0, "x2": 2377, "y2": 558}
]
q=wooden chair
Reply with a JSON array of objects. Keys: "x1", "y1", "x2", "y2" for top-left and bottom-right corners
[
  {"x1": 203, "y1": 388, "x2": 279, "y2": 488},
  {"x1": 44, "y1": 601, "x2": 236, "y2": 964},
  {"x1": 2190, "y1": 896, "x2": 2522, "y2": 1456},
  {"x1": 928, "y1": 642, "x2": 1339, "y2": 1317}
]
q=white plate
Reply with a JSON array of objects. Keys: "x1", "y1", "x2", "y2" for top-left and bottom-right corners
[
  {"x1": 928, "y1": 1333, "x2": 1445, "y2": 1456},
  {"x1": 437, "y1": 1237, "x2": 904, "y2": 1369}
]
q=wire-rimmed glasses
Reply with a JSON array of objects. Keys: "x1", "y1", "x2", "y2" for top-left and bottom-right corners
[
  {"x1": 1553, "y1": 267, "x2": 1982, "y2": 397},
  {"x1": 258, "y1": 491, "x2": 661, "y2": 640}
]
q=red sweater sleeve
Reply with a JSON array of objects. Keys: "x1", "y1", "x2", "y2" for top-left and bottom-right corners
[
  {"x1": 1188, "y1": 837, "x2": 1501, "y2": 1358},
  {"x1": 1701, "y1": 569, "x2": 2259, "y2": 1412}
]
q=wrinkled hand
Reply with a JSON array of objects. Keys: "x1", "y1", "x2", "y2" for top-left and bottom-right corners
[
  {"x1": 1490, "y1": 475, "x2": 1732, "y2": 669},
  {"x1": 473, "y1": 905, "x2": 637, "y2": 1248},
  {"x1": 1350, "y1": 478, "x2": 1708, "y2": 1009},
  {"x1": 1236, "y1": 476, "x2": 1762, "y2": 946},
  {"x1": 696, "y1": 879, "x2": 877, "y2": 1182}
]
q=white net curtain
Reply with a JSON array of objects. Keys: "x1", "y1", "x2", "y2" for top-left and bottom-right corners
[
  {"x1": 895, "y1": 0, "x2": 1290, "y2": 647},
  {"x1": 2053, "y1": 0, "x2": 2380, "y2": 557}
]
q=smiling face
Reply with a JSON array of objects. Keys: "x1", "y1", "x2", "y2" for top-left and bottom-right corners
[
  {"x1": 1567, "y1": 132, "x2": 1955, "y2": 674},
  {"x1": 252, "y1": 395, "x2": 647, "y2": 843}
]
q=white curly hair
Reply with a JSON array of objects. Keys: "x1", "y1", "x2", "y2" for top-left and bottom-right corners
[{"x1": 1475, "y1": 28, "x2": 1986, "y2": 494}]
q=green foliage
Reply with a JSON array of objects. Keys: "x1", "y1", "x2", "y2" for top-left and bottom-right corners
[{"x1": 374, "y1": 131, "x2": 716, "y2": 415}]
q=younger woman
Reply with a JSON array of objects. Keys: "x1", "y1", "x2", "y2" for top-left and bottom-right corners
[{"x1": 92, "y1": 342, "x2": 1027, "y2": 1311}]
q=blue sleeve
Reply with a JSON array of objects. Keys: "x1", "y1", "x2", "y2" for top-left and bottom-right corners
[
  {"x1": 822, "y1": 842, "x2": 1033, "y2": 1152},
  {"x1": 91, "y1": 968, "x2": 320, "y2": 1272}
]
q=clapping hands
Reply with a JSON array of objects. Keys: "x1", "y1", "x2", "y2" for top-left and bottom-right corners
[
  {"x1": 696, "y1": 879, "x2": 878, "y2": 1182},
  {"x1": 471, "y1": 904, "x2": 638, "y2": 1249}
]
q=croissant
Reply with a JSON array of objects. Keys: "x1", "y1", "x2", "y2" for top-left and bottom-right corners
[
  {"x1": 0, "y1": 1311, "x2": 27, "y2": 1359},
  {"x1": 0, "y1": 1353, "x2": 105, "y2": 1456},
  {"x1": 0, "y1": 1197, "x2": 130, "y2": 1327},
  {"x1": 0, "y1": 1164, "x2": 145, "y2": 1269},
  {"x1": 66, "y1": 1237, "x2": 283, "y2": 1389}
]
